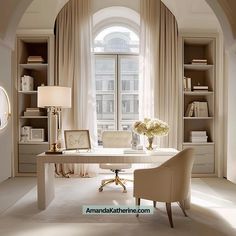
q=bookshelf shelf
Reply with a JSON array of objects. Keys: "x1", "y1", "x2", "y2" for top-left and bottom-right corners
[
  {"x1": 183, "y1": 117, "x2": 213, "y2": 120},
  {"x1": 20, "y1": 116, "x2": 48, "y2": 119},
  {"x1": 18, "y1": 90, "x2": 37, "y2": 94},
  {"x1": 19, "y1": 63, "x2": 48, "y2": 70},
  {"x1": 19, "y1": 141, "x2": 49, "y2": 145},
  {"x1": 181, "y1": 35, "x2": 216, "y2": 175},
  {"x1": 184, "y1": 91, "x2": 214, "y2": 96},
  {"x1": 184, "y1": 64, "x2": 214, "y2": 71},
  {"x1": 183, "y1": 142, "x2": 214, "y2": 145}
]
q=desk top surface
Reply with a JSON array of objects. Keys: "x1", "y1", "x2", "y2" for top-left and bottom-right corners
[
  {"x1": 38, "y1": 148, "x2": 178, "y2": 157},
  {"x1": 37, "y1": 148, "x2": 178, "y2": 164}
]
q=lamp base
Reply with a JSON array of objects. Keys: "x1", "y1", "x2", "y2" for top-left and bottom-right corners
[
  {"x1": 45, "y1": 150, "x2": 63, "y2": 155},
  {"x1": 46, "y1": 143, "x2": 63, "y2": 154}
]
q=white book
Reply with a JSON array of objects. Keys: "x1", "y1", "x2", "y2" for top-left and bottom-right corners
[
  {"x1": 185, "y1": 103, "x2": 194, "y2": 117},
  {"x1": 193, "y1": 86, "x2": 209, "y2": 90},
  {"x1": 186, "y1": 78, "x2": 192, "y2": 91},
  {"x1": 190, "y1": 131, "x2": 207, "y2": 136},
  {"x1": 193, "y1": 101, "x2": 199, "y2": 117},
  {"x1": 198, "y1": 102, "x2": 208, "y2": 117},
  {"x1": 183, "y1": 77, "x2": 187, "y2": 90}
]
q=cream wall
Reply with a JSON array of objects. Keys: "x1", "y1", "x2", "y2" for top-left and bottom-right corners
[{"x1": 0, "y1": 43, "x2": 12, "y2": 182}]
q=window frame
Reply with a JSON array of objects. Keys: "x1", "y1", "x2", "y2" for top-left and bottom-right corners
[{"x1": 94, "y1": 52, "x2": 139, "y2": 132}]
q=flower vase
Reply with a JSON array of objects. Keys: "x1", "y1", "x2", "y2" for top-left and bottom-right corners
[{"x1": 146, "y1": 136, "x2": 154, "y2": 150}]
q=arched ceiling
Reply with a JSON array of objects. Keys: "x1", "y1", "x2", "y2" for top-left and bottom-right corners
[{"x1": 1, "y1": 0, "x2": 236, "y2": 49}]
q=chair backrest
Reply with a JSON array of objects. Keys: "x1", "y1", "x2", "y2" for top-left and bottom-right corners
[
  {"x1": 102, "y1": 130, "x2": 132, "y2": 148},
  {"x1": 161, "y1": 148, "x2": 194, "y2": 201}
]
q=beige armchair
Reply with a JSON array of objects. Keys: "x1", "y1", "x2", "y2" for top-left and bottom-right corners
[
  {"x1": 134, "y1": 148, "x2": 194, "y2": 228},
  {"x1": 99, "y1": 131, "x2": 132, "y2": 193}
]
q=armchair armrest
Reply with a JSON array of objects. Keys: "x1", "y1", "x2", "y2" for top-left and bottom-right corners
[{"x1": 134, "y1": 166, "x2": 173, "y2": 202}]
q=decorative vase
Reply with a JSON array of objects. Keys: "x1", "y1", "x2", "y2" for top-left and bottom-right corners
[{"x1": 146, "y1": 136, "x2": 154, "y2": 150}]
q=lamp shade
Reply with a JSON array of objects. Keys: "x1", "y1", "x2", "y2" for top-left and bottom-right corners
[{"x1": 37, "y1": 86, "x2": 71, "y2": 108}]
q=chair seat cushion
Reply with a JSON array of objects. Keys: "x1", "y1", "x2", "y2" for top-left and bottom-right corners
[{"x1": 100, "y1": 163, "x2": 132, "y2": 170}]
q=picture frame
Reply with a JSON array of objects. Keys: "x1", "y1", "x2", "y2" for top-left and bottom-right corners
[
  {"x1": 30, "y1": 128, "x2": 44, "y2": 141},
  {"x1": 64, "y1": 130, "x2": 91, "y2": 150}
]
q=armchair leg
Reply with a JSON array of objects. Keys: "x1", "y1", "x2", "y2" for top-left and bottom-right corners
[
  {"x1": 136, "y1": 198, "x2": 140, "y2": 217},
  {"x1": 166, "y1": 203, "x2": 174, "y2": 228},
  {"x1": 153, "y1": 201, "x2": 156, "y2": 208},
  {"x1": 178, "y1": 201, "x2": 188, "y2": 217}
]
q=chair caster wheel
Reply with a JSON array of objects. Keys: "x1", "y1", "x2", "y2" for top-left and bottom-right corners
[
  {"x1": 123, "y1": 189, "x2": 127, "y2": 193},
  {"x1": 99, "y1": 187, "x2": 103, "y2": 192}
]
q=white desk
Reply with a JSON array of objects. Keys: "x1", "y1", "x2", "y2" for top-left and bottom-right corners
[{"x1": 37, "y1": 148, "x2": 178, "y2": 210}]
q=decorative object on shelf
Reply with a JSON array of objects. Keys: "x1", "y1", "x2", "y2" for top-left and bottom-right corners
[
  {"x1": 20, "y1": 126, "x2": 32, "y2": 142},
  {"x1": 21, "y1": 75, "x2": 34, "y2": 91},
  {"x1": 64, "y1": 130, "x2": 91, "y2": 150},
  {"x1": 30, "y1": 128, "x2": 45, "y2": 141},
  {"x1": 133, "y1": 118, "x2": 169, "y2": 150},
  {"x1": 0, "y1": 86, "x2": 11, "y2": 130},
  {"x1": 38, "y1": 86, "x2": 71, "y2": 154}
]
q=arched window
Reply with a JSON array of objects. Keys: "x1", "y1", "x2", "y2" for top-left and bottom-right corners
[
  {"x1": 93, "y1": 7, "x2": 140, "y2": 144},
  {"x1": 94, "y1": 26, "x2": 139, "y2": 53}
]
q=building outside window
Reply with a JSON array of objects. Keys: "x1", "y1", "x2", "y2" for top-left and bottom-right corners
[{"x1": 94, "y1": 26, "x2": 139, "y2": 144}]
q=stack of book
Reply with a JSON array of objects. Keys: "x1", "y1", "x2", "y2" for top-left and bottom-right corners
[
  {"x1": 183, "y1": 76, "x2": 192, "y2": 91},
  {"x1": 185, "y1": 101, "x2": 209, "y2": 117},
  {"x1": 24, "y1": 108, "x2": 44, "y2": 117},
  {"x1": 193, "y1": 85, "x2": 209, "y2": 91},
  {"x1": 190, "y1": 131, "x2": 208, "y2": 143},
  {"x1": 191, "y1": 59, "x2": 207, "y2": 65},
  {"x1": 27, "y1": 56, "x2": 44, "y2": 64}
]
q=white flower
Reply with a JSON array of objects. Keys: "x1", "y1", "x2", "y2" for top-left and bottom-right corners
[{"x1": 133, "y1": 118, "x2": 169, "y2": 138}]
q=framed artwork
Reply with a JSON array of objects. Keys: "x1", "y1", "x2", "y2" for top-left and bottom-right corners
[
  {"x1": 30, "y1": 128, "x2": 44, "y2": 141},
  {"x1": 64, "y1": 130, "x2": 91, "y2": 150}
]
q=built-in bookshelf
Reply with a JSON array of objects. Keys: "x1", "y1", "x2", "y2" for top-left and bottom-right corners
[
  {"x1": 16, "y1": 35, "x2": 53, "y2": 174},
  {"x1": 181, "y1": 36, "x2": 216, "y2": 175}
]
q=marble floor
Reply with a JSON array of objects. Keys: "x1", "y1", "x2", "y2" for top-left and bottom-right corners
[{"x1": 0, "y1": 176, "x2": 236, "y2": 236}]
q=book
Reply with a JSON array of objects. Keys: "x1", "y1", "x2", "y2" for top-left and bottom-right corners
[
  {"x1": 183, "y1": 77, "x2": 187, "y2": 90},
  {"x1": 190, "y1": 137, "x2": 208, "y2": 143},
  {"x1": 190, "y1": 131, "x2": 207, "y2": 136},
  {"x1": 186, "y1": 77, "x2": 191, "y2": 91},
  {"x1": 26, "y1": 108, "x2": 40, "y2": 111},
  {"x1": 193, "y1": 86, "x2": 209, "y2": 90},
  {"x1": 191, "y1": 59, "x2": 208, "y2": 65},
  {"x1": 24, "y1": 111, "x2": 44, "y2": 116},
  {"x1": 193, "y1": 101, "x2": 199, "y2": 117},
  {"x1": 192, "y1": 59, "x2": 207, "y2": 62},
  {"x1": 27, "y1": 56, "x2": 44, "y2": 63},
  {"x1": 185, "y1": 103, "x2": 194, "y2": 117},
  {"x1": 198, "y1": 102, "x2": 208, "y2": 117}
]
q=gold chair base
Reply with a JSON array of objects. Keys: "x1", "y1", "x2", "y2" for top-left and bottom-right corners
[{"x1": 99, "y1": 176, "x2": 133, "y2": 193}]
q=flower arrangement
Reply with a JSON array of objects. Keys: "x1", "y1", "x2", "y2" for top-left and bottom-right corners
[{"x1": 133, "y1": 118, "x2": 169, "y2": 150}]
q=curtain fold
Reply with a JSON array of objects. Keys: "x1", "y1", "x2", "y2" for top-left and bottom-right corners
[
  {"x1": 55, "y1": 0, "x2": 98, "y2": 177},
  {"x1": 140, "y1": 0, "x2": 178, "y2": 148}
]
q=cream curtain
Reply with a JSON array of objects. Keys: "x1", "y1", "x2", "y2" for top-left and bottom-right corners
[
  {"x1": 55, "y1": 0, "x2": 98, "y2": 177},
  {"x1": 140, "y1": 0, "x2": 178, "y2": 148}
]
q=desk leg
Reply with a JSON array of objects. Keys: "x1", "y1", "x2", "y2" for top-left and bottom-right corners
[{"x1": 37, "y1": 160, "x2": 55, "y2": 210}]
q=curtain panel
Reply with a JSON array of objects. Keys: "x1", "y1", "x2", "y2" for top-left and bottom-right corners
[
  {"x1": 140, "y1": 0, "x2": 179, "y2": 148},
  {"x1": 55, "y1": 0, "x2": 98, "y2": 177}
]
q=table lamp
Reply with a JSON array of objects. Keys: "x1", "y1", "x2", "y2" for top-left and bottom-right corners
[{"x1": 37, "y1": 86, "x2": 71, "y2": 154}]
